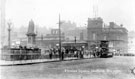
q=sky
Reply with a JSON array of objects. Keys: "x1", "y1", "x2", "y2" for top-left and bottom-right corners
[{"x1": 5, "y1": 0, "x2": 135, "y2": 31}]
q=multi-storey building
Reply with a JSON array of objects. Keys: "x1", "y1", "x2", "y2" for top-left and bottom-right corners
[{"x1": 87, "y1": 17, "x2": 128, "y2": 53}]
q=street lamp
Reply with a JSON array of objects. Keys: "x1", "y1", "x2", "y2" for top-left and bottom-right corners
[
  {"x1": 40, "y1": 34, "x2": 43, "y2": 47},
  {"x1": 7, "y1": 22, "x2": 12, "y2": 48},
  {"x1": 74, "y1": 36, "x2": 76, "y2": 43},
  {"x1": 74, "y1": 36, "x2": 76, "y2": 47}
]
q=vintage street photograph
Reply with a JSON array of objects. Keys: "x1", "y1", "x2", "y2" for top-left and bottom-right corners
[{"x1": 0, "y1": 0, "x2": 135, "y2": 79}]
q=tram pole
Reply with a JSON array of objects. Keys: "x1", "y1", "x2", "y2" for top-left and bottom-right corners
[{"x1": 58, "y1": 14, "x2": 62, "y2": 60}]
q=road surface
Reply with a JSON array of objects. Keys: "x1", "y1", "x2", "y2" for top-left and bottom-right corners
[{"x1": 1, "y1": 56, "x2": 135, "y2": 79}]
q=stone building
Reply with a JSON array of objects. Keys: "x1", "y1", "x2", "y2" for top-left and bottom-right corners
[
  {"x1": 87, "y1": 17, "x2": 128, "y2": 53},
  {"x1": 36, "y1": 29, "x2": 65, "y2": 48}
]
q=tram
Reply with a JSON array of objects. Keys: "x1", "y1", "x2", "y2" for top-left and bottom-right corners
[{"x1": 91, "y1": 40, "x2": 114, "y2": 58}]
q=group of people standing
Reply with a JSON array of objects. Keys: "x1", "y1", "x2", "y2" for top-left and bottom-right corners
[{"x1": 48, "y1": 46, "x2": 85, "y2": 60}]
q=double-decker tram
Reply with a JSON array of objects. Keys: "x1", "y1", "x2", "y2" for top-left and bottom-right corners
[{"x1": 90, "y1": 40, "x2": 114, "y2": 58}]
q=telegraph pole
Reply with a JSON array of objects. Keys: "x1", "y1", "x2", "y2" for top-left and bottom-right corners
[
  {"x1": 7, "y1": 22, "x2": 11, "y2": 48},
  {"x1": 58, "y1": 14, "x2": 62, "y2": 60}
]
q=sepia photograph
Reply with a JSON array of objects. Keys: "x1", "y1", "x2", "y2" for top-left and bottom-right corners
[{"x1": 0, "y1": 0, "x2": 135, "y2": 79}]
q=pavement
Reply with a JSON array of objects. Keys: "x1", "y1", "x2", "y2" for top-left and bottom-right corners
[
  {"x1": 0, "y1": 55, "x2": 92, "y2": 66},
  {"x1": 0, "y1": 57, "x2": 80, "y2": 66},
  {"x1": 0, "y1": 56, "x2": 135, "y2": 79}
]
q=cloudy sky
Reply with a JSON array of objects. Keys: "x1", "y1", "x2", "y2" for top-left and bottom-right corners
[{"x1": 5, "y1": 0, "x2": 135, "y2": 31}]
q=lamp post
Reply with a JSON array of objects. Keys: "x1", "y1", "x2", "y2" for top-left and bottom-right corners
[
  {"x1": 7, "y1": 22, "x2": 12, "y2": 48},
  {"x1": 75, "y1": 36, "x2": 76, "y2": 43},
  {"x1": 74, "y1": 36, "x2": 76, "y2": 47},
  {"x1": 41, "y1": 34, "x2": 43, "y2": 47}
]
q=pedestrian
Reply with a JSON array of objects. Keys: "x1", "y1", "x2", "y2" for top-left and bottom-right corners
[
  {"x1": 49, "y1": 48, "x2": 53, "y2": 59},
  {"x1": 49, "y1": 52, "x2": 52, "y2": 59},
  {"x1": 61, "y1": 47, "x2": 65, "y2": 60}
]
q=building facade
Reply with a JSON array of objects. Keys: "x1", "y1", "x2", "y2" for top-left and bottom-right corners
[
  {"x1": 87, "y1": 17, "x2": 128, "y2": 53},
  {"x1": 36, "y1": 29, "x2": 65, "y2": 48}
]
